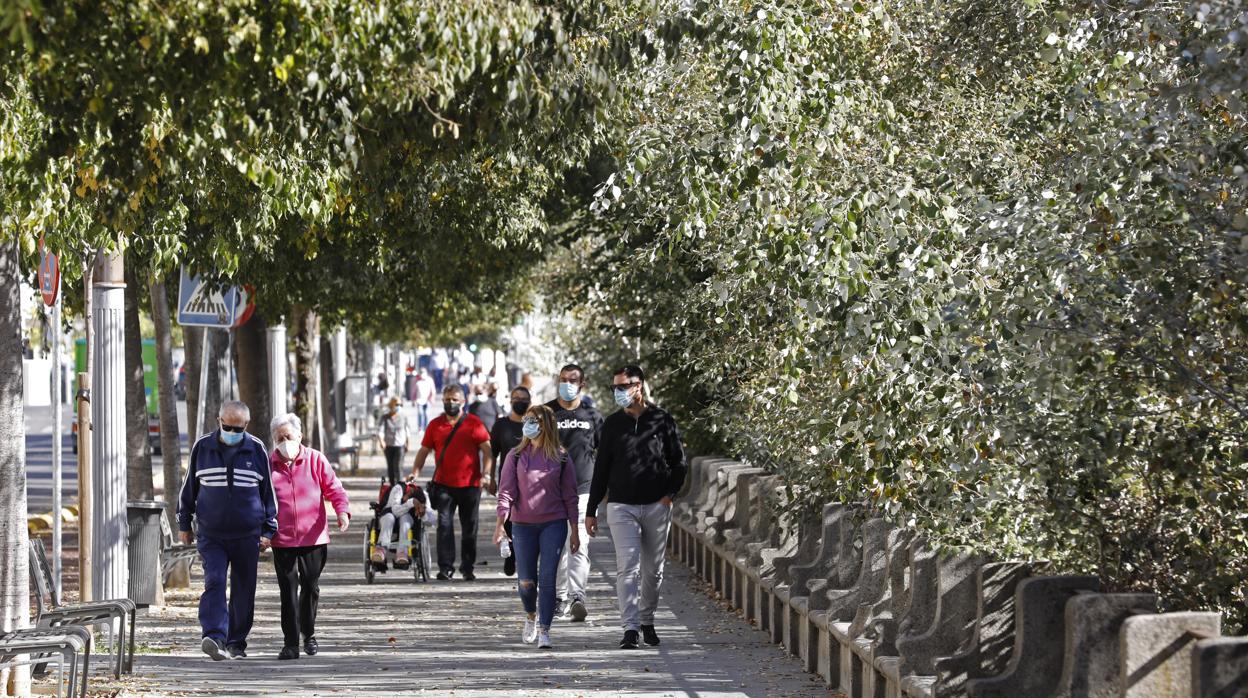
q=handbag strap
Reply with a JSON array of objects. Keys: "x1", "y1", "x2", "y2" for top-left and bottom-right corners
[{"x1": 431, "y1": 415, "x2": 468, "y2": 485}]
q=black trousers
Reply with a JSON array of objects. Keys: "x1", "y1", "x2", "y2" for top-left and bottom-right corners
[
  {"x1": 432, "y1": 485, "x2": 481, "y2": 575},
  {"x1": 272, "y1": 544, "x2": 328, "y2": 648},
  {"x1": 383, "y1": 446, "x2": 405, "y2": 484}
]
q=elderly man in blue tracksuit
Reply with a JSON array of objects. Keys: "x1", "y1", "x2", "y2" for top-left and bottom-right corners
[{"x1": 178, "y1": 400, "x2": 279, "y2": 661}]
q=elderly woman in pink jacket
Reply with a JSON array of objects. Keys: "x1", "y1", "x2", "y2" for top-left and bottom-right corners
[{"x1": 269, "y1": 413, "x2": 350, "y2": 661}]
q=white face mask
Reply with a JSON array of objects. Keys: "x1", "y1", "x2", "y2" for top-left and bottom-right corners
[{"x1": 277, "y1": 439, "x2": 301, "y2": 461}]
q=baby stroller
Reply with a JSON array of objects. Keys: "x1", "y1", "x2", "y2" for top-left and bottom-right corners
[{"x1": 363, "y1": 480, "x2": 433, "y2": 583}]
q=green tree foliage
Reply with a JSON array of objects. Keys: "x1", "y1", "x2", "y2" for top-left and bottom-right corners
[
  {"x1": 568, "y1": 0, "x2": 1248, "y2": 630},
  {"x1": 2, "y1": 0, "x2": 645, "y2": 339}
]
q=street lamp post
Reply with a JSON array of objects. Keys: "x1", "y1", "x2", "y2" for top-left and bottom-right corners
[{"x1": 90, "y1": 251, "x2": 128, "y2": 600}]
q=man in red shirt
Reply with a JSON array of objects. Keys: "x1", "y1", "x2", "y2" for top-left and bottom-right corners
[{"x1": 410, "y1": 385, "x2": 493, "y2": 581}]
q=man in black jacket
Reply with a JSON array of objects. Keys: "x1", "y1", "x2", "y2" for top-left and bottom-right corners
[{"x1": 585, "y1": 365, "x2": 686, "y2": 650}]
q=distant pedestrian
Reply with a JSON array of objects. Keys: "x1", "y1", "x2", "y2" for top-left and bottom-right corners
[
  {"x1": 468, "y1": 364, "x2": 488, "y2": 393},
  {"x1": 431, "y1": 349, "x2": 448, "y2": 393},
  {"x1": 494, "y1": 405, "x2": 580, "y2": 650},
  {"x1": 413, "y1": 368, "x2": 435, "y2": 431},
  {"x1": 376, "y1": 371, "x2": 390, "y2": 407},
  {"x1": 410, "y1": 385, "x2": 493, "y2": 581},
  {"x1": 178, "y1": 400, "x2": 278, "y2": 661},
  {"x1": 268, "y1": 413, "x2": 351, "y2": 661},
  {"x1": 544, "y1": 364, "x2": 602, "y2": 622},
  {"x1": 469, "y1": 382, "x2": 503, "y2": 432},
  {"x1": 488, "y1": 386, "x2": 532, "y2": 576},
  {"x1": 376, "y1": 397, "x2": 410, "y2": 484},
  {"x1": 457, "y1": 366, "x2": 471, "y2": 403},
  {"x1": 585, "y1": 365, "x2": 687, "y2": 650}
]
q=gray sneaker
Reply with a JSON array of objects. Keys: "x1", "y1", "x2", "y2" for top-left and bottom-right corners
[
  {"x1": 569, "y1": 597, "x2": 588, "y2": 622},
  {"x1": 553, "y1": 598, "x2": 568, "y2": 618},
  {"x1": 201, "y1": 636, "x2": 230, "y2": 661}
]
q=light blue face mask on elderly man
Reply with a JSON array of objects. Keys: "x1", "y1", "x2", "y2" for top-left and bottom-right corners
[{"x1": 219, "y1": 429, "x2": 245, "y2": 446}]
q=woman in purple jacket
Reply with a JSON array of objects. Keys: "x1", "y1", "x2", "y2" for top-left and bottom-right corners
[{"x1": 494, "y1": 404, "x2": 580, "y2": 649}]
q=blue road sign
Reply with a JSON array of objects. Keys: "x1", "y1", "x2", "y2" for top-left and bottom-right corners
[{"x1": 177, "y1": 269, "x2": 244, "y2": 327}]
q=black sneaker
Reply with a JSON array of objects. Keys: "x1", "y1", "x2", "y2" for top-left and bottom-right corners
[
  {"x1": 436, "y1": 571, "x2": 453, "y2": 581},
  {"x1": 461, "y1": 570, "x2": 476, "y2": 581},
  {"x1": 641, "y1": 625, "x2": 660, "y2": 646},
  {"x1": 620, "y1": 630, "x2": 640, "y2": 650},
  {"x1": 503, "y1": 554, "x2": 516, "y2": 577},
  {"x1": 277, "y1": 646, "x2": 299, "y2": 660},
  {"x1": 554, "y1": 598, "x2": 568, "y2": 618},
  {"x1": 225, "y1": 645, "x2": 247, "y2": 659},
  {"x1": 303, "y1": 637, "x2": 319, "y2": 656}
]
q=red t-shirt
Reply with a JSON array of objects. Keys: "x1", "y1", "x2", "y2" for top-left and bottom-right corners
[{"x1": 421, "y1": 414, "x2": 490, "y2": 488}]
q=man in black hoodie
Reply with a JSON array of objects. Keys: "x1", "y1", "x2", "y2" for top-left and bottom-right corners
[{"x1": 585, "y1": 364, "x2": 686, "y2": 650}]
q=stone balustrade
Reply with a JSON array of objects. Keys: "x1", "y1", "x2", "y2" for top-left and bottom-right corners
[{"x1": 669, "y1": 456, "x2": 1248, "y2": 698}]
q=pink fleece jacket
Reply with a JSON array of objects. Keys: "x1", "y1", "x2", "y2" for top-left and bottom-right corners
[
  {"x1": 496, "y1": 446, "x2": 579, "y2": 526},
  {"x1": 269, "y1": 446, "x2": 350, "y2": 548}
]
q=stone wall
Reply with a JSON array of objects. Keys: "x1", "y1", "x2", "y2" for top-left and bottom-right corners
[{"x1": 669, "y1": 456, "x2": 1248, "y2": 698}]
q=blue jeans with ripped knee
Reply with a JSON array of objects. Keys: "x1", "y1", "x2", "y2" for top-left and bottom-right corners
[{"x1": 511, "y1": 519, "x2": 568, "y2": 628}]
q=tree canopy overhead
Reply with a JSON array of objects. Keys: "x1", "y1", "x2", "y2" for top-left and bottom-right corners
[{"x1": 2, "y1": 0, "x2": 658, "y2": 338}]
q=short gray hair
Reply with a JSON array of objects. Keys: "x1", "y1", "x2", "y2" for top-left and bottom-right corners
[
  {"x1": 270, "y1": 412, "x2": 303, "y2": 440},
  {"x1": 219, "y1": 400, "x2": 250, "y2": 421}
]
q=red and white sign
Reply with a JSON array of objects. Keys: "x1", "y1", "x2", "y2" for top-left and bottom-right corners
[
  {"x1": 38, "y1": 238, "x2": 60, "y2": 306},
  {"x1": 232, "y1": 285, "x2": 256, "y2": 328}
]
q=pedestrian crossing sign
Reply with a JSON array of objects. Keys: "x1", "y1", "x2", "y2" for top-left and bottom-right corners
[{"x1": 176, "y1": 269, "x2": 246, "y2": 327}]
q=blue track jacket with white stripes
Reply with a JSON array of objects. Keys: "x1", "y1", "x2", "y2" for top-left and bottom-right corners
[{"x1": 178, "y1": 430, "x2": 279, "y2": 540}]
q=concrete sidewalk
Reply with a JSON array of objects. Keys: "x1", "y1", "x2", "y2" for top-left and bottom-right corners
[{"x1": 119, "y1": 457, "x2": 831, "y2": 697}]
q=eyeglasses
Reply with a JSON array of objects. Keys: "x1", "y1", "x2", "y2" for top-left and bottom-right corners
[
  {"x1": 219, "y1": 423, "x2": 248, "y2": 433},
  {"x1": 522, "y1": 418, "x2": 539, "y2": 426},
  {"x1": 611, "y1": 381, "x2": 641, "y2": 391}
]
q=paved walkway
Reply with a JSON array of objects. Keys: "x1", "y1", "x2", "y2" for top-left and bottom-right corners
[{"x1": 117, "y1": 454, "x2": 831, "y2": 697}]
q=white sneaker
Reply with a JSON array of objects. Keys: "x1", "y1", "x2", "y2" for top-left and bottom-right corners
[
  {"x1": 537, "y1": 629, "x2": 552, "y2": 649},
  {"x1": 522, "y1": 617, "x2": 538, "y2": 644}
]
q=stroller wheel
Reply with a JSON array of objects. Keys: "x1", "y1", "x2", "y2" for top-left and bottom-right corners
[
  {"x1": 415, "y1": 526, "x2": 431, "y2": 582},
  {"x1": 363, "y1": 526, "x2": 376, "y2": 583}
]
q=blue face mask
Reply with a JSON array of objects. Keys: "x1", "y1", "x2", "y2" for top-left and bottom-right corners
[
  {"x1": 558, "y1": 382, "x2": 580, "y2": 402},
  {"x1": 614, "y1": 388, "x2": 634, "y2": 408},
  {"x1": 522, "y1": 421, "x2": 541, "y2": 440},
  {"x1": 219, "y1": 429, "x2": 245, "y2": 446}
]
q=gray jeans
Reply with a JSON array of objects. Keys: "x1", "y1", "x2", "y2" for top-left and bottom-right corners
[
  {"x1": 607, "y1": 501, "x2": 672, "y2": 631},
  {"x1": 556, "y1": 493, "x2": 591, "y2": 602}
]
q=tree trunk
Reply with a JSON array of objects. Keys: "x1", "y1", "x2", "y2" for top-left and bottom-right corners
[
  {"x1": 204, "y1": 329, "x2": 229, "y2": 431},
  {"x1": 184, "y1": 327, "x2": 227, "y2": 439},
  {"x1": 0, "y1": 239, "x2": 31, "y2": 694},
  {"x1": 149, "y1": 278, "x2": 182, "y2": 523},
  {"x1": 184, "y1": 326, "x2": 202, "y2": 441},
  {"x1": 319, "y1": 334, "x2": 337, "y2": 458},
  {"x1": 234, "y1": 313, "x2": 271, "y2": 447},
  {"x1": 292, "y1": 308, "x2": 318, "y2": 441},
  {"x1": 124, "y1": 258, "x2": 153, "y2": 499}
]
